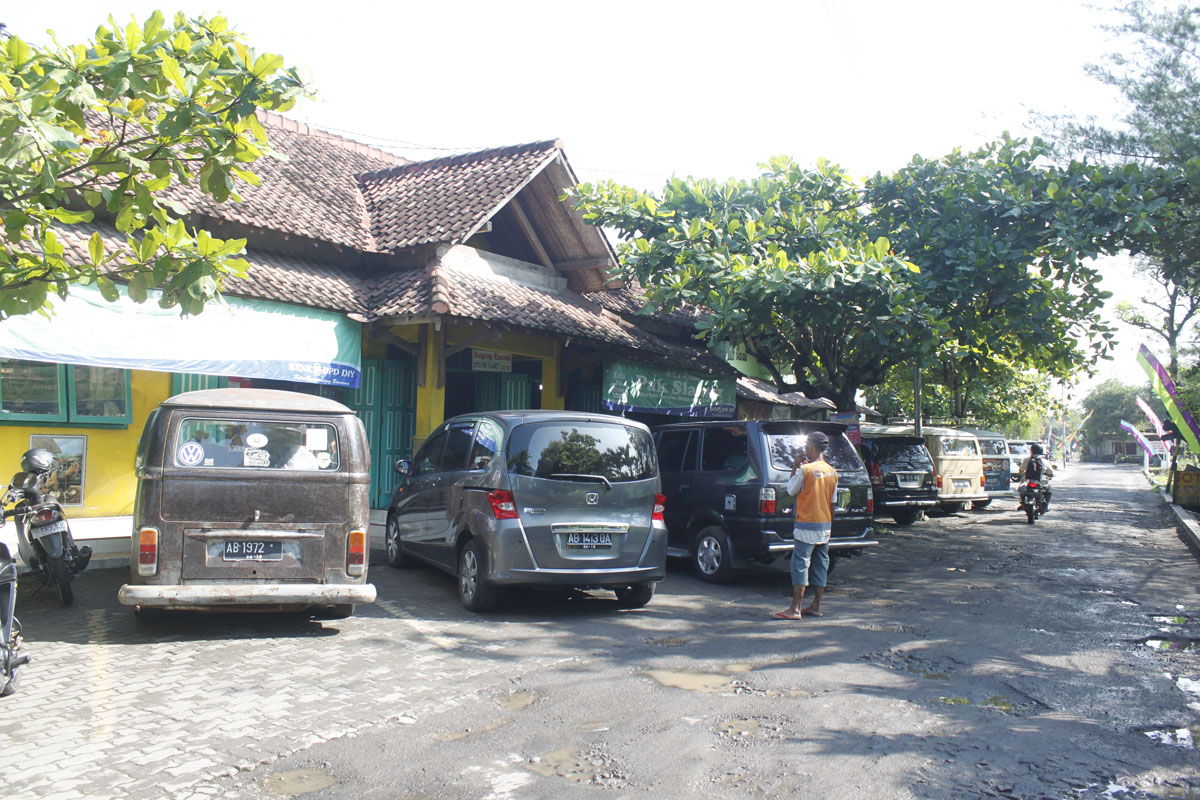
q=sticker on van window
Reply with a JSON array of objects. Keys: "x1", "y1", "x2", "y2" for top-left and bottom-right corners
[
  {"x1": 177, "y1": 441, "x2": 205, "y2": 467},
  {"x1": 316, "y1": 452, "x2": 332, "y2": 469},
  {"x1": 246, "y1": 433, "x2": 269, "y2": 448},
  {"x1": 243, "y1": 448, "x2": 271, "y2": 468},
  {"x1": 305, "y1": 428, "x2": 328, "y2": 450}
]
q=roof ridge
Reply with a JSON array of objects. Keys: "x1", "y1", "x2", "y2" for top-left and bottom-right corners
[
  {"x1": 256, "y1": 110, "x2": 410, "y2": 167},
  {"x1": 356, "y1": 139, "x2": 562, "y2": 182}
]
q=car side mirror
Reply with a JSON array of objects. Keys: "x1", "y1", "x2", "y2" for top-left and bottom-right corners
[{"x1": 394, "y1": 459, "x2": 412, "y2": 476}]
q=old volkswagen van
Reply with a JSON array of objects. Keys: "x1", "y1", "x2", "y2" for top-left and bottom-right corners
[
  {"x1": 859, "y1": 424, "x2": 986, "y2": 513},
  {"x1": 118, "y1": 389, "x2": 377, "y2": 620}
]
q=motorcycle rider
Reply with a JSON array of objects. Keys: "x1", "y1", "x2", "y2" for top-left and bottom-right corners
[{"x1": 1018, "y1": 443, "x2": 1054, "y2": 511}]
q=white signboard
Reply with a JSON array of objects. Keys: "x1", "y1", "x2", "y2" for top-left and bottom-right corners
[{"x1": 472, "y1": 349, "x2": 512, "y2": 373}]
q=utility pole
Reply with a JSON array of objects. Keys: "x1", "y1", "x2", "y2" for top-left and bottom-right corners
[{"x1": 913, "y1": 357, "x2": 923, "y2": 437}]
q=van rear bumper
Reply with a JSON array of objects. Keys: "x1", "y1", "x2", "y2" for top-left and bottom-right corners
[{"x1": 118, "y1": 582, "x2": 377, "y2": 608}]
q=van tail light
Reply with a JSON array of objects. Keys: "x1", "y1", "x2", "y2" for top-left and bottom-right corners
[
  {"x1": 653, "y1": 493, "x2": 666, "y2": 521},
  {"x1": 980, "y1": 474, "x2": 986, "y2": 488},
  {"x1": 487, "y1": 489, "x2": 520, "y2": 520},
  {"x1": 138, "y1": 527, "x2": 159, "y2": 577},
  {"x1": 759, "y1": 488, "x2": 776, "y2": 515},
  {"x1": 347, "y1": 529, "x2": 367, "y2": 576},
  {"x1": 867, "y1": 487, "x2": 874, "y2": 514},
  {"x1": 869, "y1": 462, "x2": 883, "y2": 487},
  {"x1": 936, "y1": 474, "x2": 942, "y2": 489}
]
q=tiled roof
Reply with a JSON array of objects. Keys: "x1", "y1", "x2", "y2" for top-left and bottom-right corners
[
  {"x1": 357, "y1": 141, "x2": 561, "y2": 251},
  {"x1": 55, "y1": 224, "x2": 370, "y2": 316},
  {"x1": 584, "y1": 283, "x2": 707, "y2": 329},
  {"x1": 738, "y1": 377, "x2": 836, "y2": 409},
  {"x1": 165, "y1": 115, "x2": 406, "y2": 253}
]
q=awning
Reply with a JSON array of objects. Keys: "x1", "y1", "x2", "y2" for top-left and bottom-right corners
[
  {"x1": 603, "y1": 359, "x2": 735, "y2": 418},
  {"x1": 0, "y1": 285, "x2": 362, "y2": 388}
]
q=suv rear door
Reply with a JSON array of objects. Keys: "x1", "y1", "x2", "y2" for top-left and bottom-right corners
[
  {"x1": 505, "y1": 419, "x2": 658, "y2": 569},
  {"x1": 654, "y1": 427, "x2": 698, "y2": 548}
]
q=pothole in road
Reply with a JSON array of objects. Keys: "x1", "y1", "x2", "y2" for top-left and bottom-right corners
[
  {"x1": 1152, "y1": 616, "x2": 1190, "y2": 626},
  {"x1": 261, "y1": 768, "x2": 337, "y2": 797},
  {"x1": 435, "y1": 717, "x2": 513, "y2": 742},
  {"x1": 1143, "y1": 725, "x2": 1199, "y2": 749},
  {"x1": 642, "y1": 669, "x2": 732, "y2": 692},
  {"x1": 526, "y1": 746, "x2": 626, "y2": 788},
  {"x1": 715, "y1": 715, "x2": 787, "y2": 743},
  {"x1": 1138, "y1": 637, "x2": 1200, "y2": 652},
  {"x1": 496, "y1": 690, "x2": 538, "y2": 710}
]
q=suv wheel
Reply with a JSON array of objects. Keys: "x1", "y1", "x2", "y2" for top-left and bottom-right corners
[
  {"x1": 458, "y1": 539, "x2": 498, "y2": 612},
  {"x1": 614, "y1": 582, "x2": 655, "y2": 609},
  {"x1": 692, "y1": 527, "x2": 734, "y2": 584},
  {"x1": 891, "y1": 509, "x2": 919, "y2": 526},
  {"x1": 385, "y1": 515, "x2": 414, "y2": 569}
]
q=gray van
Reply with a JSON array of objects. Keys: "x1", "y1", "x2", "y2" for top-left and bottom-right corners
[
  {"x1": 119, "y1": 389, "x2": 377, "y2": 620},
  {"x1": 385, "y1": 411, "x2": 667, "y2": 612}
]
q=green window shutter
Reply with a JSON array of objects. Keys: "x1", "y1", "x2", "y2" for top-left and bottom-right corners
[{"x1": 171, "y1": 374, "x2": 229, "y2": 394}]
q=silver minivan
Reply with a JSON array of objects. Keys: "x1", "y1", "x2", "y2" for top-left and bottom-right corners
[{"x1": 384, "y1": 411, "x2": 667, "y2": 612}]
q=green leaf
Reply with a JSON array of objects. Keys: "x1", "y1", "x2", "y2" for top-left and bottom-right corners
[
  {"x1": 96, "y1": 276, "x2": 120, "y2": 302},
  {"x1": 88, "y1": 232, "x2": 104, "y2": 266},
  {"x1": 160, "y1": 53, "x2": 186, "y2": 92},
  {"x1": 128, "y1": 273, "x2": 149, "y2": 303}
]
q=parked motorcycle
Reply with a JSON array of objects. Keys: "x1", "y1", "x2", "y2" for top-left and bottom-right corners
[
  {"x1": 4, "y1": 449, "x2": 91, "y2": 606},
  {"x1": 1019, "y1": 479, "x2": 1049, "y2": 524},
  {"x1": 0, "y1": 541, "x2": 28, "y2": 695}
]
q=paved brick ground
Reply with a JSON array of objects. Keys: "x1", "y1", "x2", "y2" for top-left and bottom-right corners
[{"x1": 0, "y1": 559, "x2": 568, "y2": 800}]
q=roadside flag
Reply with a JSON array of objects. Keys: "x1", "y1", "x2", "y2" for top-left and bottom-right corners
[{"x1": 1135, "y1": 345, "x2": 1200, "y2": 451}]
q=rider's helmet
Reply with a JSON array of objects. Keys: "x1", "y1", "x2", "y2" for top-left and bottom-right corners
[
  {"x1": 1031, "y1": 443, "x2": 1044, "y2": 456},
  {"x1": 20, "y1": 448, "x2": 56, "y2": 475}
]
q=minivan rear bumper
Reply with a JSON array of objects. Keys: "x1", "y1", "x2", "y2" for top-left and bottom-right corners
[
  {"x1": 502, "y1": 565, "x2": 665, "y2": 586},
  {"x1": 118, "y1": 582, "x2": 377, "y2": 608}
]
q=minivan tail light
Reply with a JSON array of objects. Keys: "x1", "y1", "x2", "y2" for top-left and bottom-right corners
[
  {"x1": 138, "y1": 527, "x2": 158, "y2": 577},
  {"x1": 869, "y1": 462, "x2": 883, "y2": 487},
  {"x1": 759, "y1": 487, "x2": 776, "y2": 514},
  {"x1": 347, "y1": 529, "x2": 367, "y2": 576},
  {"x1": 487, "y1": 489, "x2": 520, "y2": 520},
  {"x1": 867, "y1": 487, "x2": 874, "y2": 514},
  {"x1": 652, "y1": 493, "x2": 666, "y2": 521}
]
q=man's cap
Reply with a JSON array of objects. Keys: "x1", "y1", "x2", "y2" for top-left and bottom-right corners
[{"x1": 807, "y1": 431, "x2": 829, "y2": 450}]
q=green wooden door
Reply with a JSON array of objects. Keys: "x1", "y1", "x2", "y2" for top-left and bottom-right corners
[
  {"x1": 345, "y1": 358, "x2": 416, "y2": 508},
  {"x1": 171, "y1": 374, "x2": 228, "y2": 394},
  {"x1": 501, "y1": 373, "x2": 530, "y2": 410}
]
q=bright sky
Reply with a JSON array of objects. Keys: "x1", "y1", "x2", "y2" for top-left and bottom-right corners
[{"x1": 2, "y1": 0, "x2": 1170, "y2": 399}]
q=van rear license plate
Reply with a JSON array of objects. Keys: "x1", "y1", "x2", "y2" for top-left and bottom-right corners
[
  {"x1": 952, "y1": 478, "x2": 971, "y2": 489},
  {"x1": 223, "y1": 541, "x2": 283, "y2": 561},
  {"x1": 566, "y1": 532, "x2": 612, "y2": 549}
]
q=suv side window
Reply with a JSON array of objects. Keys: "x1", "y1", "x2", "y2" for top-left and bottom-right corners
[
  {"x1": 701, "y1": 426, "x2": 749, "y2": 472},
  {"x1": 657, "y1": 430, "x2": 696, "y2": 473},
  {"x1": 413, "y1": 430, "x2": 447, "y2": 476}
]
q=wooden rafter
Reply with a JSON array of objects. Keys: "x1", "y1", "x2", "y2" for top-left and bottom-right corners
[{"x1": 511, "y1": 196, "x2": 555, "y2": 270}]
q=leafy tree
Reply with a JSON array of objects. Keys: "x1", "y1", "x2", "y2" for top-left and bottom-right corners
[
  {"x1": 569, "y1": 158, "x2": 940, "y2": 411},
  {"x1": 0, "y1": 12, "x2": 307, "y2": 318},
  {"x1": 1113, "y1": 257, "x2": 1200, "y2": 381},
  {"x1": 1081, "y1": 378, "x2": 1150, "y2": 441}
]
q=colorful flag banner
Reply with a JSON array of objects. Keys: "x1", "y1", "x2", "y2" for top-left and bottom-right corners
[
  {"x1": 1136, "y1": 345, "x2": 1200, "y2": 451},
  {"x1": 1120, "y1": 420, "x2": 1157, "y2": 455},
  {"x1": 1136, "y1": 396, "x2": 1171, "y2": 452}
]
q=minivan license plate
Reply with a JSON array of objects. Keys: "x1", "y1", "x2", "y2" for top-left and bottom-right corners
[
  {"x1": 566, "y1": 532, "x2": 612, "y2": 549},
  {"x1": 223, "y1": 541, "x2": 283, "y2": 561}
]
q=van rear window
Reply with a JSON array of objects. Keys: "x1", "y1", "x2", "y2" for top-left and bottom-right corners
[
  {"x1": 765, "y1": 431, "x2": 864, "y2": 473},
  {"x1": 979, "y1": 439, "x2": 1007, "y2": 456},
  {"x1": 940, "y1": 437, "x2": 980, "y2": 457},
  {"x1": 174, "y1": 418, "x2": 340, "y2": 470},
  {"x1": 507, "y1": 422, "x2": 656, "y2": 482}
]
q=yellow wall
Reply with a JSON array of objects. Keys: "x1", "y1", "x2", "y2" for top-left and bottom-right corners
[{"x1": 0, "y1": 370, "x2": 171, "y2": 518}]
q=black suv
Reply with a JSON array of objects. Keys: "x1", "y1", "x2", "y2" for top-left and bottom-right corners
[
  {"x1": 858, "y1": 435, "x2": 937, "y2": 526},
  {"x1": 651, "y1": 420, "x2": 876, "y2": 583}
]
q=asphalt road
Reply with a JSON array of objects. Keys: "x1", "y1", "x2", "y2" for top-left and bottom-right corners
[{"x1": 2, "y1": 463, "x2": 1198, "y2": 800}]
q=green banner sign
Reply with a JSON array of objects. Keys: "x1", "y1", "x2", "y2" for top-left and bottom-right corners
[{"x1": 602, "y1": 360, "x2": 735, "y2": 418}]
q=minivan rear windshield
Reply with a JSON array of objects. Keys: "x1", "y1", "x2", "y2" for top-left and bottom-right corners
[
  {"x1": 174, "y1": 418, "x2": 340, "y2": 470},
  {"x1": 764, "y1": 430, "x2": 864, "y2": 473},
  {"x1": 867, "y1": 439, "x2": 934, "y2": 469},
  {"x1": 507, "y1": 421, "x2": 657, "y2": 483}
]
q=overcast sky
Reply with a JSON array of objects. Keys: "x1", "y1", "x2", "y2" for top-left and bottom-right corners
[{"x1": 2, "y1": 0, "x2": 1169, "y2": 399}]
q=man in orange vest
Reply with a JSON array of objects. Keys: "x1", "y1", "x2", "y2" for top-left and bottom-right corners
[{"x1": 773, "y1": 430, "x2": 838, "y2": 620}]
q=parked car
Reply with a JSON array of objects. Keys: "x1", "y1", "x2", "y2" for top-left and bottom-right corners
[
  {"x1": 385, "y1": 411, "x2": 667, "y2": 612},
  {"x1": 1008, "y1": 441, "x2": 1036, "y2": 479},
  {"x1": 957, "y1": 427, "x2": 1011, "y2": 508},
  {"x1": 118, "y1": 389, "x2": 377, "y2": 620},
  {"x1": 651, "y1": 420, "x2": 876, "y2": 584},
  {"x1": 858, "y1": 432, "x2": 937, "y2": 526},
  {"x1": 860, "y1": 425, "x2": 986, "y2": 513}
]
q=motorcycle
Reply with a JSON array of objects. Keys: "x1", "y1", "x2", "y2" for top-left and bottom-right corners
[
  {"x1": 1019, "y1": 479, "x2": 1049, "y2": 524},
  {"x1": 0, "y1": 541, "x2": 28, "y2": 695},
  {"x1": 4, "y1": 449, "x2": 91, "y2": 606}
]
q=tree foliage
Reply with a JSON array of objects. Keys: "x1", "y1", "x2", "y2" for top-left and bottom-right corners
[
  {"x1": 1081, "y1": 378, "x2": 1154, "y2": 440},
  {"x1": 1113, "y1": 257, "x2": 1200, "y2": 380},
  {"x1": 569, "y1": 158, "x2": 939, "y2": 411},
  {"x1": 0, "y1": 12, "x2": 307, "y2": 318}
]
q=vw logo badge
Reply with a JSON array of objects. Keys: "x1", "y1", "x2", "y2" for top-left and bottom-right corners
[{"x1": 585, "y1": 492, "x2": 599, "y2": 505}]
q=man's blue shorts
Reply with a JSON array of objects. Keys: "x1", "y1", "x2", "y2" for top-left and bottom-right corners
[{"x1": 791, "y1": 541, "x2": 829, "y2": 588}]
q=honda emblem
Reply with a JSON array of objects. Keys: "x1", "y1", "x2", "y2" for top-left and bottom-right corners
[{"x1": 585, "y1": 492, "x2": 599, "y2": 505}]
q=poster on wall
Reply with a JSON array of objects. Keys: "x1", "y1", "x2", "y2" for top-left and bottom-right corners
[{"x1": 29, "y1": 434, "x2": 85, "y2": 506}]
